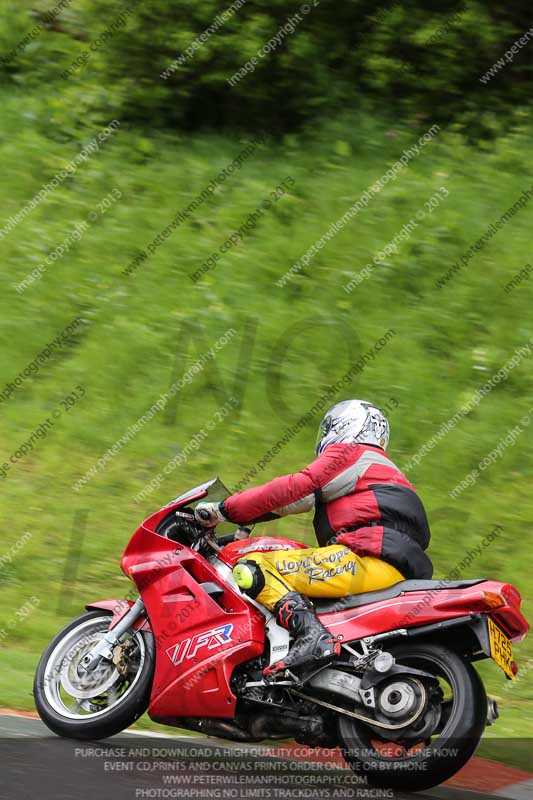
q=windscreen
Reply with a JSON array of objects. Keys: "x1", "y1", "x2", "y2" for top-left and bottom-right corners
[{"x1": 162, "y1": 476, "x2": 231, "y2": 509}]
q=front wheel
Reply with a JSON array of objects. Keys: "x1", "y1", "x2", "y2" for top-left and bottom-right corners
[
  {"x1": 338, "y1": 642, "x2": 487, "y2": 792},
  {"x1": 34, "y1": 610, "x2": 154, "y2": 739}
]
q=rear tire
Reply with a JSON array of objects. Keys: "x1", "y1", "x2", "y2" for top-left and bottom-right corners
[
  {"x1": 338, "y1": 642, "x2": 487, "y2": 792},
  {"x1": 34, "y1": 610, "x2": 155, "y2": 740}
]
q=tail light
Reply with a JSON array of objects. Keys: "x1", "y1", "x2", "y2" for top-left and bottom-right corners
[
  {"x1": 438, "y1": 591, "x2": 506, "y2": 613},
  {"x1": 490, "y1": 585, "x2": 529, "y2": 641},
  {"x1": 501, "y1": 584, "x2": 522, "y2": 609},
  {"x1": 481, "y1": 591, "x2": 506, "y2": 610}
]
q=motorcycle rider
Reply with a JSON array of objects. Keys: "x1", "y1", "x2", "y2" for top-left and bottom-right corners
[{"x1": 195, "y1": 399, "x2": 432, "y2": 678}]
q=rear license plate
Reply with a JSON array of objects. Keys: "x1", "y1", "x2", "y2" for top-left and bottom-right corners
[{"x1": 488, "y1": 617, "x2": 515, "y2": 680}]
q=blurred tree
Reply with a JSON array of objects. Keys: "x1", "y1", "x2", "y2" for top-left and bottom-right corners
[{"x1": 1, "y1": 0, "x2": 533, "y2": 135}]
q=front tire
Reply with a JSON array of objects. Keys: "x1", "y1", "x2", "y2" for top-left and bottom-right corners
[
  {"x1": 338, "y1": 642, "x2": 487, "y2": 792},
  {"x1": 34, "y1": 610, "x2": 154, "y2": 740}
]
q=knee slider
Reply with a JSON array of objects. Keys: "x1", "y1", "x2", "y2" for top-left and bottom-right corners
[{"x1": 232, "y1": 559, "x2": 265, "y2": 598}]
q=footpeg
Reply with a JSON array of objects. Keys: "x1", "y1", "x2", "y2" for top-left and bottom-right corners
[{"x1": 263, "y1": 667, "x2": 301, "y2": 685}]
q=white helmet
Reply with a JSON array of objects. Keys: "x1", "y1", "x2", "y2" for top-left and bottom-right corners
[{"x1": 316, "y1": 399, "x2": 390, "y2": 454}]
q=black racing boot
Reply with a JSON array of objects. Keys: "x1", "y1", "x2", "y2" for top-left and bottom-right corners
[{"x1": 263, "y1": 592, "x2": 341, "y2": 678}]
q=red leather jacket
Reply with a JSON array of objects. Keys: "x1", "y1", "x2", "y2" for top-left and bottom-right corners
[{"x1": 222, "y1": 443, "x2": 433, "y2": 580}]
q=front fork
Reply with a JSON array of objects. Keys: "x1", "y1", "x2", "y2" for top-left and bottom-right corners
[{"x1": 81, "y1": 597, "x2": 146, "y2": 671}]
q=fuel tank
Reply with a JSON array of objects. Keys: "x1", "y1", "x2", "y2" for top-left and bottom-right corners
[{"x1": 218, "y1": 536, "x2": 307, "y2": 568}]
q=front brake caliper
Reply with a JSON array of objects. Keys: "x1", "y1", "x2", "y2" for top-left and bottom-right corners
[{"x1": 112, "y1": 641, "x2": 135, "y2": 675}]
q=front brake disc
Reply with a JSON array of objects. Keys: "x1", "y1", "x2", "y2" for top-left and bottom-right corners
[{"x1": 60, "y1": 642, "x2": 120, "y2": 699}]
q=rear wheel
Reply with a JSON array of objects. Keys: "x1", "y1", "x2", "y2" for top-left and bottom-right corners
[
  {"x1": 34, "y1": 610, "x2": 154, "y2": 739},
  {"x1": 338, "y1": 642, "x2": 487, "y2": 792}
]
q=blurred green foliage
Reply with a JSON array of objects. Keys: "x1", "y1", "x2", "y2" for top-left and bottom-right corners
[{"x1": 1, "y1": 1, "x2": 533, "y2": 136}]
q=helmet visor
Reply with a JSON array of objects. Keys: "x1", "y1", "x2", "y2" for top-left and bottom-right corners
[{"x1": 315, "y1": 415, "x2": 332, "y2": 455}]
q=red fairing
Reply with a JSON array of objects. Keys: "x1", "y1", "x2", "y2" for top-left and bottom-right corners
[
  {"x1": 120, "y1": 522, "x2": 265, "y2": 719},
  {"x1": 218, "y1": 536, "x2": 307, "y2": 568},
  {"x1": 85, "y1": 599, "x2": 152, "y2": 632}
]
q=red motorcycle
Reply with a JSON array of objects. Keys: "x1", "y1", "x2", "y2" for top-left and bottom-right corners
[{"x1": 34, "y1": 478, "x2": 529, "y2": 791}]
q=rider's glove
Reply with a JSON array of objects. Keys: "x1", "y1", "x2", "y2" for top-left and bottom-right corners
[{"x1": 194, "y1": 501, "x2": 228, "y2": 527}]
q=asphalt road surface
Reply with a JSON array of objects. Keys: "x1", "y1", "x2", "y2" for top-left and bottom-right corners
[{"x1": 0, "y1": 713, "x2": 516, "y2": 800}]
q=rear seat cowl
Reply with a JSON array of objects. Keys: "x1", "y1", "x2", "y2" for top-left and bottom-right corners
[{"x1": 314, "y1": 578, "x2": 486, "y2": 615}]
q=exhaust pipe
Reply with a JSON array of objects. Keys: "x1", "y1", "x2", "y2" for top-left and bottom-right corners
[
  {"x1": 161, "y1": 712, "x2": 326, "y2": 743},
  {"x1": 249, "y1": 713, "x2": 324, "y2": 741},
  {"x1": 486, "y1": 698, "x2": 499, "y2": 726},
  {"x1": 166, "y1": 717, "x2": 262, "y2": 741}
]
